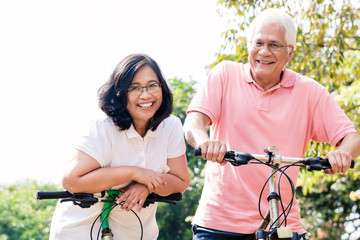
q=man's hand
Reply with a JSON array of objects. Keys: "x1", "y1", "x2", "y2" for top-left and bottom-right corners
[
  {"x1": 324, "y1": 149, "x2": 352, "y2": 175},
  {"x1": 198, "y1": 140, "x2": 227, "y2": 165}
]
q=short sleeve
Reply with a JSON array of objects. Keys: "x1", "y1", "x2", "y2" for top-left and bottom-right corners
[
  {"x1": 167, "y1": 116, "x2": 186, "y2": 159},
  {"x1": 186, "y1": 61, "x2": 228, "y2": 125},
  {"x1": 75, "y1": 117, "x2": 114, "y2": 167},
  {"x1": 312, "y1": 89, "x2": 356, "y2": 146}
]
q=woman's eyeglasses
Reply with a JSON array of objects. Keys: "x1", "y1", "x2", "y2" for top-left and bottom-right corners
[{"x1": 127, "y1": 82, "x2": 162, "y2": 96}]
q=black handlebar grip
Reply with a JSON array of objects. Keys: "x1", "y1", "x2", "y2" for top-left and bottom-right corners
[
  {"x1": 36, "y1": 191, "x2": 72, "y2": 200},
  {"x1": 161, "y1": 193, "x2": 182, "y2": 201},
  {"x1": 321, "y1": 158, "x2": 355, "y2": 169},
  {"x1": 194, "y1": 148, "x2": 202, "y2": 156},
  {"x1": 194, "y1": 148, "x2": 232, "y2": 158},
  {"x1": 148, "y1": 193, "x2": 182, "y2": 202}
]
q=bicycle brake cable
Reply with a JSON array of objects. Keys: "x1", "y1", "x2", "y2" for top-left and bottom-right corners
[
  {"x1": 254, "y1": 159, "x2": 299, "y2": 230},
  {"x1": 89, "y1": 203, "x2": 116, "y2": 240},
  {"x1": 90, "y1": 201, "x2": 144, "y2": 240},
  {"x1": 268, "y1": 162, "x2": 302, "y2": 231},
  {"x1": 274, "y1": 163, "x2": 298, "y2": 228}
]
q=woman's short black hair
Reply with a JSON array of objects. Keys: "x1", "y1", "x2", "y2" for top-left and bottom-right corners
[{"x1": 98, "y1": 54, "x2": 173, "y2": 131}]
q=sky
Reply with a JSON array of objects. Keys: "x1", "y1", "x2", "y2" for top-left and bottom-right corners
[{"x1": 0, "y1": 0, "x2": 228, "y2": 184}]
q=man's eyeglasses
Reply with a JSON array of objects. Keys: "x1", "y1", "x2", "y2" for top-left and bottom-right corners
[
  {"x1": 128, "y1": 82, "x2": 162, "y2": 96},
  {"x1": 250, "y1": 41, "x2": 291, "y2": 51}
]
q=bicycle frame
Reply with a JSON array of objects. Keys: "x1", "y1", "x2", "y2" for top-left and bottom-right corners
[
  {"x1": 99, "y1": 190, "x2": 118, "y2": 240},
  {"x1": 194, "y1": 146, "x2": 354, "y2": 240},
  {"x1": 252, "y1": 147, "x2": 295, "y2": 240}
]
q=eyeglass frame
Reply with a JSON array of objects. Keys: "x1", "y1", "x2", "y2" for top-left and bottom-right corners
[
  {"x1": 127, "y1": 82, "x2": 162, "y2": 96},
  {"x1": 250, "y1": 40, "x2": 291, "y2": 51}
]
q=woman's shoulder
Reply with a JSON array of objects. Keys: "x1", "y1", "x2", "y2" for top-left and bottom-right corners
[
  {"x1": 165, "y1": 114, "x2": 182, "y2": 122},
  {"x1": 160, "y1": 115, "x2": 182, "y2": 129},
  {"x1": 88, "y1": 113, "x2": 117, "y2": 133}
]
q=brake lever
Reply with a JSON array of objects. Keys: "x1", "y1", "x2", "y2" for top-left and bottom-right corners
[
  {"x1": 60, "y1": 194, "x2": 99, "y2": 208},
  {"x1": 225, "y1": 151, "x2": 254, "y2": 166}
]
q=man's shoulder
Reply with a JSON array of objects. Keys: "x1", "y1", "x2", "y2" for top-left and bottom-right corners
[
  {"x1": 215, "y1": 60, "x2": 245, "y2": 69},
  {"x1": 286, "y1": 69, "x2": 325, "y2": 91}
]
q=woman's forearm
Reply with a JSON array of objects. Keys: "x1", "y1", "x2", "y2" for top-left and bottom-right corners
[
  {"x1": 63, "y1": 165, "x2": 139, "y2": 193},
  {"x1": 152, "y1": 154, "x2": 190, "y2": 196},
  {"x1": 153, "y1": 173, "x2": 189, "y2": 196}
]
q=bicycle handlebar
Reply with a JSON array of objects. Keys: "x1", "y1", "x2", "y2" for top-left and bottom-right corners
[
  {"x1": 36, "y1": 190, "x2": 182, "y2": 208},
  {"x1": 37, "y1": 190, "x2": 73, "y2": 199},
  {"x1": 194, "y1": 148, "x2": 355, "y2": 170}
]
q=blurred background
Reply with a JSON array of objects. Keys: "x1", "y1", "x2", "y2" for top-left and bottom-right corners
[
  {"x1": 0, "y1": 0, "x2": 359, "y2": 239},
  {"x1": 0, "y1": 0, "x2": 227, "y2": 184}
]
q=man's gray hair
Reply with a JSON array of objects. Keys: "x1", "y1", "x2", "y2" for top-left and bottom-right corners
[{"x1": 246, "y1": 9, "x2": 297, "y2": 48}]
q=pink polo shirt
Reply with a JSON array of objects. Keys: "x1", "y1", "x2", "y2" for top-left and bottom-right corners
[{"x1": 187, "y1": 61, "x2": 356, "y2": 234}]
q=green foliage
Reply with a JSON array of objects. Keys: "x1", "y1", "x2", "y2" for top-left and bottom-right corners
[
  {"x1": 215, "y1": 0, "x2": 360, "y2": 239},
  {"x1": 0, "y1": 180, "x2": 60, "y2": 240},
  {"x1": 157, "y1": 77, "x2": 205, "y2": 240},
  {"x1": 169, "y1": 77, "x2": 206, "y2": 181},
  {"x1": 216, "y1": 0, "x2": 360, "y2": 89},
  {"x1": 297, "y1": 173, "x2": 360, "y2": 239}
]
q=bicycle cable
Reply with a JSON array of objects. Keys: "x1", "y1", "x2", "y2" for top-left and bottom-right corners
[
  {"x1": 90, "y1": 201, "x2": 144, "y2": 240},
  {"x1": 252, "y1": 159, "x2": 300, "y2": 232},
  {"x1": 254, "y1": 160, "x2": 294, "y2": 220},
  {"x1": 275, "y1": 163, "x2": 303, "y2": 228},
  {"x1": 267, "y1": 163, "x2": 298, "y2": 231},
  {"x1": 90, "y1": 203, "x2": 115, "y2": 240}
]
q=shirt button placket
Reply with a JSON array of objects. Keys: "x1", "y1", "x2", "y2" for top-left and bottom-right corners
[
  {"x1": 140, "y1": 138, "x2": 146, "y2": 168},
  {"x1": 259, "y1": 92, "x2": 270, "y2": 112}
]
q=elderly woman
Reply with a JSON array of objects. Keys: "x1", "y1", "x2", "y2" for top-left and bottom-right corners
[{"x1": 50, "y1": 54, "x2": 190, "y2": 240}]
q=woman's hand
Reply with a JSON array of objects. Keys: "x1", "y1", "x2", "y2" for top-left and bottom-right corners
[
  {"x1": 133, "y1": 168, "x2": 167, "y2": 193},
  {"x1": 116, "y1": 182, "x2": 149, "y2": 212}
]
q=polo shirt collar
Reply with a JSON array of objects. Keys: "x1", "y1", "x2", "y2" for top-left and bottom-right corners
[
  {"x1": 125, "y1": 123, "x2": 158, "y2": 139},
  {"x1": 279, "y1": 68, "x2": 295, "y2": 88},
  {"x1": 245, "y1": 63, "x2": 295, "y2": 89}
]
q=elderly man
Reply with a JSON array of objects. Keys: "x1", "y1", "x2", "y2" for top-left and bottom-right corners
[{"x1": 184, "y1": 8, "x2": 360, "y2": 240}]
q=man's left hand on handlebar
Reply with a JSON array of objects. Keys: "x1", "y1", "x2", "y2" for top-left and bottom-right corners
[{"x1": 324, "y1": 150, "x2": 353, "y2": 175}]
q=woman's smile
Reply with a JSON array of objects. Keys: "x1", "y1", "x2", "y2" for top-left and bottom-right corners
[{"x1": 126, "y1": 65, "x2": 163, "y2": 130}]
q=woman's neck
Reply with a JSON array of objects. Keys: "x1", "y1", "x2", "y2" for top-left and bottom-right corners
[{"x1": 134, "y1": 125, "x2": 148, "y2": 138}]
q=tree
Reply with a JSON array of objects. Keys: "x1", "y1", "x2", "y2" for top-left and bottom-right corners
[
  {"x1": 213, "y1": 0, "x2": 360, "y2": 239},
  {"x1": 0, "y1": 180, "x2": 60, "y2": 240},
  {"x1": 157, "y1": 77, "x2": 205, "y2": 240}
]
